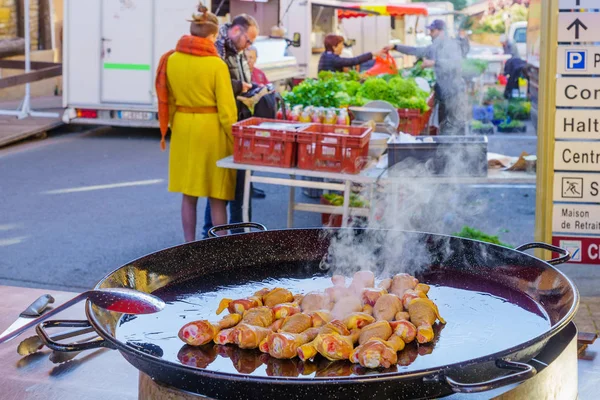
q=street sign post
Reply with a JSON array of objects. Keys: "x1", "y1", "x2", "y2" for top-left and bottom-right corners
[{"x1": 538, "y1": 0, "x2": 600, "y2": 264}]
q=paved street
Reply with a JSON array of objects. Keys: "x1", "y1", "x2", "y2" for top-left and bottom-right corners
[{"x1": 0, "y1": 126, "x2": 595, "y2": 300}]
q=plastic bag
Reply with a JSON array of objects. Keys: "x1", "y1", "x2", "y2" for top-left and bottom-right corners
[{"x1": 364, "y1": 53, "x2": 398, "y2": 77}]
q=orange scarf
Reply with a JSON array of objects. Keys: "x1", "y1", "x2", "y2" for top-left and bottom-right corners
[{"x1": 155, "y1": 35, "x2": 219, "y2": 151}]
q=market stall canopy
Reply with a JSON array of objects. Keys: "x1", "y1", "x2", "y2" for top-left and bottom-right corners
[{"x1": 336, "y1": 3, "x2": 429, "y2": 19}]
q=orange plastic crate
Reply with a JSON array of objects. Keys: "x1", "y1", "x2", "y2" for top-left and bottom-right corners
[
  {"x1": 296, "y1": 124, "x2": 372, "y2": 174},
  {"x1": 397, "y1": 94, "x2": 435, "y2": 136},
  {"x1": 232, "y1": 118, "x2": 301, "y2": 168}
]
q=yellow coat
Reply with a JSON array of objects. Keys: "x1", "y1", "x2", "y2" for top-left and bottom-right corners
[{"x1": 166, "y1": 52, "x2": 237, "y2": 200}]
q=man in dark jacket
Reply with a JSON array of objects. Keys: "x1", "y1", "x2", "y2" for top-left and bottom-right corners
[
  {"x1": 387, "y1": 20, "x2": 468, "y2": 135},
  {"x1": 202, "y1": 14, "x2": 262, "y2": 238}
]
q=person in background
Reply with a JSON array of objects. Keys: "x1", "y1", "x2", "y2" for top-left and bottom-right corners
[
  {"x1": 156, "y1": 5, "x2": 237, "y2": 241},
  {"x1": 318, "y1": 34, "x2": 385, "y2": 73},
  {"x1": 202, "y1": 14, "x2": 260, "y2": 238},
  {"x1": 245, "y1": 46, "x2": 270, "y2": 86},
  {"x1": 385, "y1": 19, "x2": 467, "y2": 135},
  {"x1": 499, "y1": 34, "x2": 520, "y2": 59},
  {"x1": 457, "y1": 28, "x2": 470, "y2": 58}
]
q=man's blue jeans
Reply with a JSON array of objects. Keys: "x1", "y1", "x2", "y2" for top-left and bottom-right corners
[{"x1": 202, "y1": 170, "x2": 250, "y2": 238}]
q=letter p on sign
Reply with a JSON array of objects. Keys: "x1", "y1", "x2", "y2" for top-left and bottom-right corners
[{"x1": 566, "y1": 50, "x2": 586, "y2": 71}]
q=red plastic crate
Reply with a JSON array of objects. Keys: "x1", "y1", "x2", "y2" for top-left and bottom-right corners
[
  {"x1": 296, "y1": 124, "x2": 372, "y2": 174},
  {"x1": 397, "y1": 94, "x2": 435, "y2": 136},
  {"x1": 232, "y1": 117, "x2": 301, "y2": 168}
]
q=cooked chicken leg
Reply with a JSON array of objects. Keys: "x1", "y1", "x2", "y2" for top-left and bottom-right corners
[
  {"x1": 350, "y1": 334, "x2": 405, "y2": 369},
  {"x1": 263, "y1": 327, "x2": 320, "y2": 359},
  {"x1": 389, "y1": 273, "x2": 419, "y2": 297},
  {"x1": 373, "y1": 294, "x2": 403, "y2": 322},
  {"x1": 178, "y1": 313, "x2": 242, "y2": 346}
]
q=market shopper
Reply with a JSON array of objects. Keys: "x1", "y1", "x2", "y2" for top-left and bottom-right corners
[
  {"x1": 156, "y1": 5, "x2": 238, "y2": 242},
  {"x1": 318, "y1": 34, "x2": 385, "y2": 73},
  {"x1": 499, "y1": 34, "x2": 520, "y2": 59},
  {"x1": 385, "y1": 19, "x2": 468, "y2": 135},
  {"x1": 246, "y1": 46, "x2": 270, "y2": 86},
  {"x1": 202, "y1": 14, "x2": 262, "y2": 238}
]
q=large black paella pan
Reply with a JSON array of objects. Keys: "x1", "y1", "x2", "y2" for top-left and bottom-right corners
[{"x1": 39, "y1": 225, "x2": 578, "y2": 400}]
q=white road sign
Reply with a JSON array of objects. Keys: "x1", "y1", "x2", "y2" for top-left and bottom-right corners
[
  {"x1": 556, "y1": 78, "x2": 600, "y2": 107},
  {"x1": 558, "y1": 13, "x2": 600, "y2": 42},
  {"x1": 555, "y1": 109, "x2": 600, "y2": 139},
  {"x1": 557, "y1": 46, "x2": 600, "y2": 75},
  {"x1": 554, "y1": 172, "x2": 600, "y2": 203},
  {"x1": 555, "y1": 141, "x2": 600, "y2": 171},
  {"x1": 559, "y1": 0, "x2": 599, "y2": 9},
  {"x1": 553, "y1": 204, "x2": 600, "y2": 235}
]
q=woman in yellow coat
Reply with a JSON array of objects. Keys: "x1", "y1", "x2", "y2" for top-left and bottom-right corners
[{"x1": 156, "y1": 5, "x2": 237, "y2": 242}]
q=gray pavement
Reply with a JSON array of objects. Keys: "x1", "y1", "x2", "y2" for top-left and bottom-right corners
[{"x1": 0, "y1": 126, "x2": 596, "y2": 295}]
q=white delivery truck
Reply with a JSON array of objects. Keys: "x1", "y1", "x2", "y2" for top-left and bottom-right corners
[{"x1": 62, "y1": 0, "x2": 301, "y2": 127}]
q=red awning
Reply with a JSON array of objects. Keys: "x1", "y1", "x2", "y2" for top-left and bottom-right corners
[{"x1": 338, "y1": 3, "x2": 428, "y2": 19}]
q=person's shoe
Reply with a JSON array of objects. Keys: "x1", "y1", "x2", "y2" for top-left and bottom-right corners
[{"x1": 252, "y1": 187, "x2": 266, "y2": 199}]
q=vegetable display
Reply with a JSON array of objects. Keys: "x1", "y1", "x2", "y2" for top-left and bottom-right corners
[
  {"x1": 283, "y1": 71, "x2": 432, "y2": 113},
  {"x1": 454, "y1": 226, "x2": 513, "y2": 248}
]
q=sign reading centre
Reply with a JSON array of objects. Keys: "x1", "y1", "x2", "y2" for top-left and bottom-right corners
[
  {"x1": 558, "y1": 13, "x2": 600, "y2": 42},
  {"x1": 555, "y1": 142, "x2": 600, "y2": 171},
  {"x1": 557, "y1": 46, "x2": 600, "y2": 75},
  {"x1": 555, "y1": 109, "x2": 600, "y2": 139},
  {"x1": 556, "y1": 78, "x2": 600, "y2": 107}
]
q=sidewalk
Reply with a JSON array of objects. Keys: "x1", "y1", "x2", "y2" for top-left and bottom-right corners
[
  {"x1": 0, "y1": 95, "x2": 63, "y2": 148},
  {"x1": 575, "y1": 297, "x2": 600, "y2": 335}
]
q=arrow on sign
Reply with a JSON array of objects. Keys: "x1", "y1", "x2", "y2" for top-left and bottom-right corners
[{"x1": 567, "y1": 18, "x2": 588, "y2": 40}]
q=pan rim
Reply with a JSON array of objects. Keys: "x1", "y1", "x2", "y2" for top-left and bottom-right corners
[{"x1": 86, "y1": 228, "x2": 580, "y2": 384}]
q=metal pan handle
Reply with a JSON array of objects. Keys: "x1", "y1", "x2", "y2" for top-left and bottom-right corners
[
  {"x1": 515, "y1": 242, "x2": 571, "y2": 265},
  {"x1": 444, "y1": 359, "x2": 536, "y2": 393},
  {"x1": 208, "y1": 222, "x2": 268, "y2": 238},
  {"x1": 36, "y1": 320, "x2": 114, "y2": 352}
]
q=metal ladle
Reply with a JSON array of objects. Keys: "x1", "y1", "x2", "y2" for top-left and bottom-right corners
[{"x1": 0, "y1": 288, "x2": 165, "y2": 344}]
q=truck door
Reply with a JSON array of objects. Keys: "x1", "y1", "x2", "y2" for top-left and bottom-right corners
[{"x1": 101, "y1": 0, "x2": 153, "y2": 104}]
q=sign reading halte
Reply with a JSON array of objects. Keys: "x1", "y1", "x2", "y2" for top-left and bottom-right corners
[{"x1": 555, "y1": 109, "x2": 600, "y2": 139}]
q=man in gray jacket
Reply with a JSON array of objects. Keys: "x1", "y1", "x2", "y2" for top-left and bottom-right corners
[{"x1": 387, "y1": 20, "x2": 467, "y2": 135}]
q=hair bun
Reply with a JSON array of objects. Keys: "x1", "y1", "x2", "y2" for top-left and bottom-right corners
[{"x1": 191, "y1": 2, "x2": 209, "y2": 23}]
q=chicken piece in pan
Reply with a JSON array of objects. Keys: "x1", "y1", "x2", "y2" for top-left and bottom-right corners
[
  {"x1": 308, "y1": 310, "x2": 333, "y2": 327},
  {"x1": 216, "y1": 296, "x2": 262, "y2": 316},
  {"x1": 373, "y1": 294, "x2": 403, "y2": 322},
  {"x1": 178, "y1": 313, "x2": 242, "y2": 346},
  {"x1": 348, "y1": 271, "x2": 375, "y2": 294},
  {"x1": 378, "y1": 278, "x2": 392, "y2": 291},
  {"x1": 361, "y1": 288, "x2": 387, "y2": 307},
  {"x1": 395, "y1": 311, "x2": 410, "y2": 321},
  {"x1": 214, "y1": 327, "x2": 237, "y2": 345},
  {"x1": 415, "y1": 283, "x2": 430, "y2": 294},
  {"x1": 358, "y1": 320, "x2": 393, "y2": 345},
  {"x1": 389, "y1": 273, "x2": 419, "y2": 297},
  {"x1": 312, "y1": 328, "x2": 361, "y2": 361},
  {"x1": 262, "y1": 288, "x2": 294, "y2": 308},
  {"x1": 279, "y1": 313, "x2": 313, "y2": 333},
  {"x1": 262, "y1": 327, "x2": 320, "y2": 359},
  {"x1": 234, "y1": 323, "x2": 273, "y2": 349},
  {"x1": 260, "y1": 354, "x2": 301, "y2": 377},
  {"x1": 300, "y1": 292, "x2": 332, "y2": 312},
  {"x1": 391, "y1": 320, "x2": 418, "y2": 343},
  {"x1": 407, "y1": 298, "x2": 446, "y2": 344},
  {"x1": 350, "y1": 334, "x2": 405, "y2": 369},
  {"x1": 241, "y1": 306, "x2": 275, "y2": 327},
  {"x1": 343, "y1": 312, "x2": 375, "y2": 330},
  {"x1": 331, "y1": 296, "x2": 363, "y2": 320},
  {"x1": 362, "y1": 304, "x2": 373, "y2": 316},
  {"x1": 296, "y1": 320, "x2": 350, "y2": 361},
  {"x1": 272, "y1": 302, "x2": 301, "y2": 320},
  {"x1": 401, "y1": 289, "x2": 428, "y2": 310},
  {"x1": 331, "y1": 275, "x2": 346, "y2": 287}
]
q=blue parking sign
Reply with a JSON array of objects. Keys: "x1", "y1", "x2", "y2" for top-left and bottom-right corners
[{"x1": 566, "y1": 50, "x2": 586, "y2": 71}]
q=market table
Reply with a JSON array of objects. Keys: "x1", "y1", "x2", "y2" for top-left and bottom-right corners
[
  {"x1": 0, "y1": 284, "x2": 598, "y2": 399},
  {"x1": 216, "y1": 155, "x2": 537, "y2": 228}
]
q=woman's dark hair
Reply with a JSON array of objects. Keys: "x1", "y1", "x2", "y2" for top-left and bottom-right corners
[
  {"x1": 190, "y1": 3, "x2": 219, "y2": 37},
  {"x1": 231, "y1": 14, "x2": 258, "y2": 31},
  {"x1": 324, "y1": 34, "x2": 344, "y2": 52}
]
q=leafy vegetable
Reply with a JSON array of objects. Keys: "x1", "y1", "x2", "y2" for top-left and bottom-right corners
[
  {"x1": 471, "y1": 120, "x2": 493, "y2": 129},
  {"x1": 484, "y1": 87, "x2": 504, "y2": 103},
  {"x1": 499, "y1": 120, "x2": 525, "y2": 128},
  {"x1": 323, "y1": 193, "x2": 368, "y2": 208},
  {"x1": 356, "y1": 76, "x2": 429, "y2": 112},
  {"x1": 507, "y1": 100, "x2": 531, "y2": 120},
  {"x1": 453, "y1": 226, "x2": 513, "y2": 248},
  {"x1": 493, "y1": 103, "x2": 507, "y2": 120},
  {"x1": 343, "y1": 81, "x2": 362, "y2": 97},
  {"x1": 283, "y1": 79, "x2": 345, "y2": 108}
]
